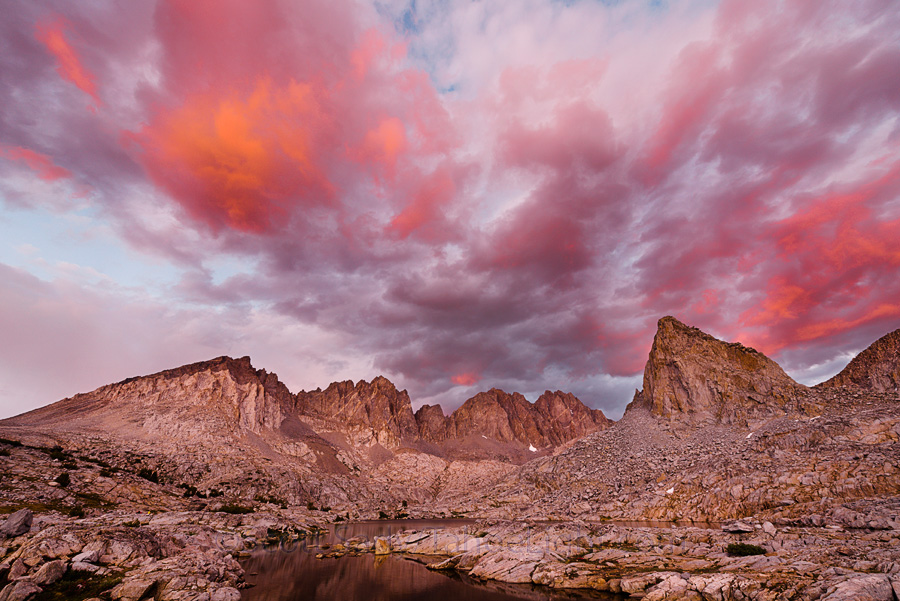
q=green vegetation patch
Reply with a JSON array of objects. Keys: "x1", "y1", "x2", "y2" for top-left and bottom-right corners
[
  {"x1": 726, "y1": 542, "x2": 767, "y2": 556},
  {"x1": 31, "y1": 570, "x2": 124, "y2": 601}
]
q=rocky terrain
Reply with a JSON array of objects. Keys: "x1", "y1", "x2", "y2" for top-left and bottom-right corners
[
  {"x1": 324, "y1": 518, "x2": 900, "y2": 601},
  {"x1": 1, "y1": 315, "x2": 899, "y2": 600}
]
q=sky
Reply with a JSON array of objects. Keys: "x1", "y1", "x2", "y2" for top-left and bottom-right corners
[{"x1": 1, "y1": 0, "x2": 899, "y2": 420}]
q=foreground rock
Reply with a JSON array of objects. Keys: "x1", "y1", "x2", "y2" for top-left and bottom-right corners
[
  {"x1": 0, "y1": 510, "x2": 32, "y2": 539},
  {"x1": 0, "y1": 509, "x2": 318, "y2": 601},
  {"x1": 361, "y1": 520, "x2": 900, "y2": 600}
]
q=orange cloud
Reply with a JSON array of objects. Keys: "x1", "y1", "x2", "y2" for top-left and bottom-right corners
[
  {"x1": 451, "y1": 372, "x2": 480, "y2": 386},
  {"x1": 358, "y1": 117, "x2": 407, "y2": 179},
  {"x1": 135, "y1": 78, "x2": 336, "y2": 232},
  {"x1": 36, "y1": 19, "x2": 100, "y2": 104},
  {"x1": 0, "y1": 145, "x2": 71, "y2": 181}
]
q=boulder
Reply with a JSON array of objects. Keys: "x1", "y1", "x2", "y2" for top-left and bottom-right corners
[
  {"x1": 31, "y1": 560, "x2": 66, "y2": 585},
  {"x1": 373, "y1": 538, "x2": 391, "y2": 555},
  {"x1": 72, "y1": 549, "x2": 100, "y2": 564},
  {"x1": 721, "y1": 520, "x2": 755, "y2": 533},
  {"x1": 820, "y1": 575, "x2": 894, "y2": 601},
  {"x1": 0, "y1": 510, "x2": 32, "y2": 539},
  {"x1": 469, "y1": 550, "x2": 545, "y2": 583},
  {"x1": 0, "y1": 581, "x2": 42, "y2": 601},
  {"x1": 109, "y1": 579, "x2": 157, "y2": 601},
  {"x1": 210, "y1": 587, "x2": 242, "y2": 601}
]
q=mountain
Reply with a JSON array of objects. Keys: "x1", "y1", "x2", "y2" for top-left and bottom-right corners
[
  {"x1": 4, "y1": 356, "x2": 294, "y2": 438},
  {"x1": 0, "y1": 354, "x2": 611, "y2": 509},
  {"x1": 296, "y1": 376, "x2": 419, "y2": 450},
  {"x1": 3, "y1": 317, "x2": 900, "y2": 601},
  {"x1": 819, "y1": 326, "x2": 900, "y2": 393},
  {"x1": 412, "y1": 389, "x2": 612, "y2": 462},
  {"x1": 474, "y1": 316, "x2": 900, "y2": 524},
  {"x1": 633, "y1": 316, "x2": 808, "y2": 425},
  {"x1": 419, "y1": 388, "x2": 610, "y2": 443}
]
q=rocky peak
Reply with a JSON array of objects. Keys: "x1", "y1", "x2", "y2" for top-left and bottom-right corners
[
  {"x1": 295, "y1": 376, "x2": 418, "y2": 448},
  {"x1": 639, "y1": 316, "x2": 806, "y2": 425},
  {"x1": 414, "y1": 404, "x2": 451, "y2": 442},
  {"x1": 3, "y1": 356, "x2": 295, "y2": 437},
  {"x1": 819, "y1": 327, "x2": 900, "y2": 393},
  {"x1": 445, "y1": 388, "x2": 610, "y2": 449},
  {"x1": 533, "y1": 390, "x2": 614, "y2": 445}
]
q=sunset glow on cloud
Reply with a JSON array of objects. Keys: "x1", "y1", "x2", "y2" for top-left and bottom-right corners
[{"x1": 1, "y1": 0, "x2": 899, "y2": 418}]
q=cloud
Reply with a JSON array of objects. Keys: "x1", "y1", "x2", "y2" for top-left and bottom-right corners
[
  {"x1": 0, "y1": 145, "x2": 72, "y2": 181},
  {"x1": 35, "y1": 17, "x2": 100, "y2": 105},
  {"x1": 1, "y1": 0, "x2": 899, "y2": 418}
]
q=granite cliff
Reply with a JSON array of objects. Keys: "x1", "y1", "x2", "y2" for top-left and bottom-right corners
[
  {"x1": 636, "y1": 316, "x2": 809, "y2": 425},
  {"x1": 820, "y1": 326, "x2": 900, "y2": 393}
]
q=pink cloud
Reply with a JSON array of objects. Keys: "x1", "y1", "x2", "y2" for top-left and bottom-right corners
[
  {"x1": 2, "y1": 0, "x2": 900, "y2": 417},
  {"x1": 35, "y1": 17, "x2": 100, "y2": 105},
  {"x1": 451, "y1": 372, "x2": 480, "y2": 386},
  {"x1": 0, "y1": 145, "x2": 71, "y2": 181}
]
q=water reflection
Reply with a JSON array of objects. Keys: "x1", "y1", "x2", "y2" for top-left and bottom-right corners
[{"x1": 240, "y1": 521, "x2": 623, "y2": 601}]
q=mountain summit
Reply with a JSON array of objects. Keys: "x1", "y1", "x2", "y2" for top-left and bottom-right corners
[
  {"x1": 819, "y1": 327, "x2": 900, "y2": 393},
  {"x1": 635, "y1": 316, "x2": 807, "y2": 425}
]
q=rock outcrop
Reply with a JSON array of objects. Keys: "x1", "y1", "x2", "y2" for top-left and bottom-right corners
[
  {"x1": 445, "y1": 389, "x2": 610, "y2": 448},
  {"x1": 413, "y1": 404, "x2": 451, "y2": 442},
  {"x1": 410, "y1": 389, "x2": 612, "y2": 462},
  {"x1": 819, "y1": 327, "x2": 900, "y2": 393},
  {"x1": 296, "y1": 377, "x2": 418, "y2": 449},
  {"x1": 637, "y1": 316, "x2": 807, "y2": 425},
  {"x1": 2, "y1": 356, "x2": 296, "y2": 439}
]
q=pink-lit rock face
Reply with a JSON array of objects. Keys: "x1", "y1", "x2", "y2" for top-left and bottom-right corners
[
  {"x1": 638, "y1": 316, "x2": 807, "y2": 425},
  {"x1": 820, "y1": 327, "x2": 900, "y2": 394}
]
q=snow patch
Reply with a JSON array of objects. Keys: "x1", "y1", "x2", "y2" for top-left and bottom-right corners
[
  {"x1": 529, "y1": 444, "x2": 537, "y2": 452},
  {"x1": 666, "y1": 487, "x2": 674, "y2": 495},
  {"x1": 746, "y1": 432, "x2": 753, "y2": 439}
]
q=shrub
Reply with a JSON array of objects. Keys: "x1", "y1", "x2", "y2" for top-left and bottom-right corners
[
  {"x1": 307, "y1": 501, "x2": 317, "y2": 511},
  {"x1": 68, "y1": 506, "x2": 85, "y2": 518},
  {"x1": 0, "y1": 449, "x2": 10, "y2": 457},
  {"x1": 378, "y1": 510, "x2": 389, "y2": 520},
  {"x1": 99, "y1": 468, "x2": 114, "y2": 478},
  {"x1": 62, "y1": 462, "x2": 78, "y2": 470},
  {"x1": 137, "y1": 468, "x2": 159, "y2": 483},
  {"x1": 54, "y1": 472, "x2": 71, "y2": 487},
  {"x1": 123, "y1": 519, "x2": 141, "y2": 528},
  {"x1": 726, "y1": 543, "x2": 766, "y2": 556}
]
